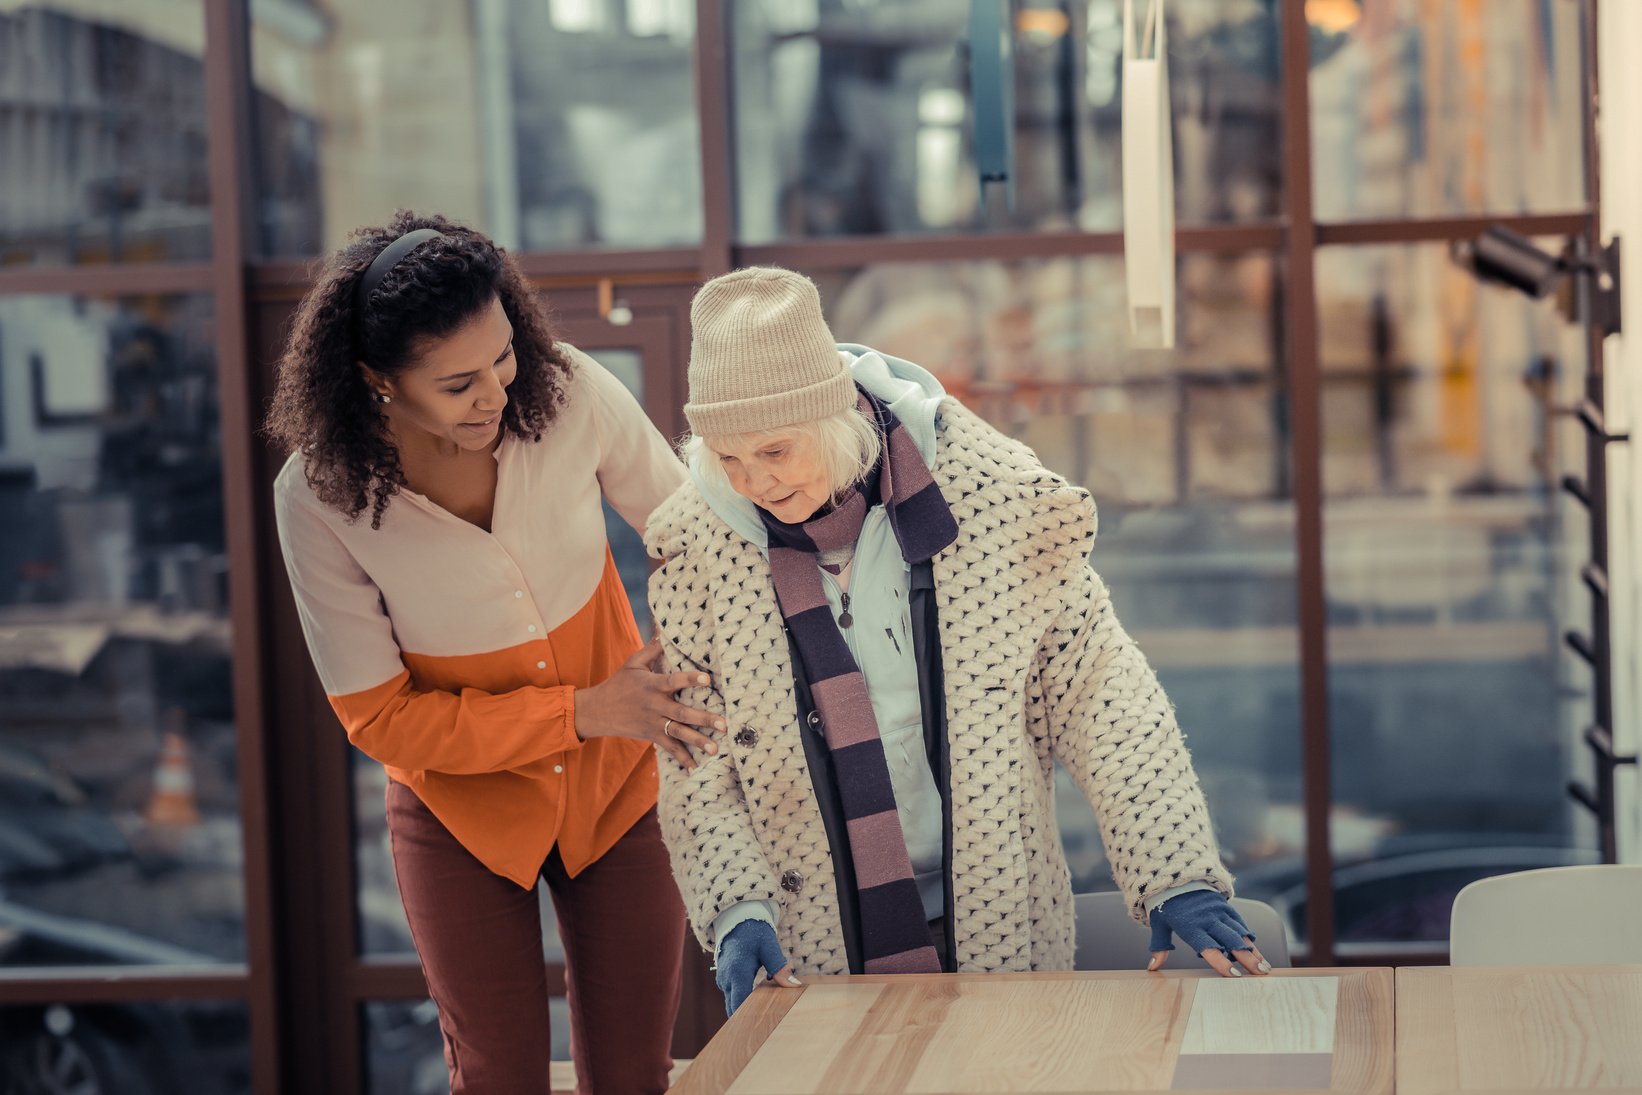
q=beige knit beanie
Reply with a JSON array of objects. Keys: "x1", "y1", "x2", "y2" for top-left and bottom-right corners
[{"x1": 684, "y1": 267, "x2": 855, "y2": 437}]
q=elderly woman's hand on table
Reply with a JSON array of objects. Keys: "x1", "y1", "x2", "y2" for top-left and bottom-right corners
[
  {"x1": 1147, "y1": 891, "x2": 1272, "y2": 978},
  {"x1": 716, "y1": 920, "x2": 802, "y2": 1016}
]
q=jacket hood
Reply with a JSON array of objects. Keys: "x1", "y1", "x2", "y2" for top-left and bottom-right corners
[{"x1": 686, "y1": 344, "x2": 947, "y2": 548}]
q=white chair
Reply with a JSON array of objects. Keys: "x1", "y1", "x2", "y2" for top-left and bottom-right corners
[
  {"x1": 1072, "y1": 890, "x2": 1291, "y2": 971},
  {"x1": 1448, "y1": 864, "x2": 1642, "y2": 966}
]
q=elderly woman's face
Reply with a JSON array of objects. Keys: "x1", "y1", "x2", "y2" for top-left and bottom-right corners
[{"x1": 708, "y1": 429, "x2": 832, "y2": 523}]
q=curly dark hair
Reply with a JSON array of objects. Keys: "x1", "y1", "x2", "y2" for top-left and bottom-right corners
[{"x1": 264, "y1": 210, "x2": 572, "y2": 528}]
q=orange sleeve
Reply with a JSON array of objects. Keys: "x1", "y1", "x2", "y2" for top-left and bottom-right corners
[{"x1": 330, "y1": 671, "x2": 583, "y2": 776}]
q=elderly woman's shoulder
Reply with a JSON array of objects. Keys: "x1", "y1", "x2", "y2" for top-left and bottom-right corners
[
  {"x1": 643, "y1": 477, "x2": 720, "y2": 562},
  {"x1": 933, "y1": 397, "x2": 1098, "y2": 547},
  {"x1": 934, "y1": 397, "x2": 1078, "y2": 495}
]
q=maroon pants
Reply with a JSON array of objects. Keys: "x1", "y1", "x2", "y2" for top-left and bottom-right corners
[{"x1": 386, "y1": 781, "x2": 684, "y2": 1094}]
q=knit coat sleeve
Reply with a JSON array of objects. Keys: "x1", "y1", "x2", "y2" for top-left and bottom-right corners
[
  {"x1": 645, "y1": 486, "x2": 784, "y2": 952},
  {"x1": 1036, "y1": 495, "x2": 1235, "y2": 925}
]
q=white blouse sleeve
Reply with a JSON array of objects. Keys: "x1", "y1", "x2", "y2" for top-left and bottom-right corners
[{"x1": 569, "y1": 346, "x2": 687, "y2": 534}]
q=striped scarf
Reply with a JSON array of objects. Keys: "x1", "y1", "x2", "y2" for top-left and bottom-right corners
[{"x1": 758, "y1": 389, "x2": 958, "y2": 974}]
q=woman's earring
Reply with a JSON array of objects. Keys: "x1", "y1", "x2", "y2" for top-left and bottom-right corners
[{"x1": 379, "y1": 393, "x2": 392, "y2": 404}]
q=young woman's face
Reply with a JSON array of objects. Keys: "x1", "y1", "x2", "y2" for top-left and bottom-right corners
[
  {"x1": 708, "y1": 429, "x2": 832, "y2": 523},
  {"x1": 373, "y1": 296, "x2": 516, "y2": 452}
]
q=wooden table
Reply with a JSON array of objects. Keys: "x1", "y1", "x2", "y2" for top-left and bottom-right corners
[
  {"x1": 1397, "y1": 965, "x2": 1642, "y2": 1093},
  {"x1": 670, "y1": 969, "x2": 1393, "y2": 1094}
]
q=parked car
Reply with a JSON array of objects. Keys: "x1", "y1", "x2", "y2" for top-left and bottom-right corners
[
  {"x1": 1235, "y1": 833, "x2": 1600, "y2": 956},
  {"x1": 0, "y1": 736, "x2": 247, "y2": 1095},
  {"x1": 0, "y1": 902, "x2": 248, "y2": 1095}
]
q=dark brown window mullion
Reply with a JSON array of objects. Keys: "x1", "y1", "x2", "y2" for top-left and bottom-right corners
[
  {"x1": 516, "y1": 250, "x2": 706, "y2": 280},
  {"x1": 1315, "y1": 213, "x2": 1591, "y2": 247},
  {"x1": 738, "y1": 225, "x2": 1285, "y2": 271},
  {"x1": 0, "y1": 969, "x2": 250, "y2": 1005},
  {"x1": 1279, "y1": 0, "x2": 1335, "y2": 969},
  {"x1": 246, "y1": 287, "x2": 368, "y2": 1095},
  {"x1": 0, "y1": 262, "x2": 217, "y2": 296},
  {"x1": 694, "y1": 0, "x2": 735, "y2": 281},
  {"x1": 203, "y1": 0, "x2": 284, "y2": 1089},
  {"x1": 597, "y1": 0, "x2": 739, "y2": 1019}
]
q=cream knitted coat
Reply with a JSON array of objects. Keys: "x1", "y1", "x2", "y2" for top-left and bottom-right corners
[{"x1": 644, "y1": 398, "x2": 1234, "y2": 974}]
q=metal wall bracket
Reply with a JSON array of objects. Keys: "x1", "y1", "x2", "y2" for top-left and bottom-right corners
[
  {"x1": 1571, "y1": 399, "x2": 1629, "y2": 443},
  {"x1": 1585, "y1": 724, "x2": 1640, "y2": 768},
  {"x1": 1586, "y1": 236, "x2": 1623, "y2": 339},
  {"x1": 1580, "y1": 562, "x2": 1609, "y2": 600}
]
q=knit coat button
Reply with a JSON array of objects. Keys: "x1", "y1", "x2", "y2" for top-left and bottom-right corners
[
  {"x1": 780, "y1": 870, "x2": 804, "y2": 894},
  {"x1": 805, "y1": 711, "x2": 823, "y2": 731},
  {"x1": 734, "y1": 727, "x2": 758, "y2": 748}
]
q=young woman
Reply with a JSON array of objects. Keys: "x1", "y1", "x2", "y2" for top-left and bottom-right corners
[
  {"x1": 267, "y1": 211, "x2": 717, "y2": 1091},
  {"x1": 647, "y1": 267, "x2": 1267, "y2": 1016}
]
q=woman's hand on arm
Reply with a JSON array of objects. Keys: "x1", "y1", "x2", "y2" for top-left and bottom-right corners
[{"x1": 573, "y1": 638, "x2": 726, "y2": 770}]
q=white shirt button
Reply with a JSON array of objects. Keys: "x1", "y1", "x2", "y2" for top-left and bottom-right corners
[
  {"x1": 553, "y1": 765, "x2": 564, "y2": 774},
  {"x1": 527, "y1": 624, "x2": 537, "y2": 633},
  {"x1": 514, "y1": 590, "x2": 524, "y2": 599},
  {"x1": 537, "y1": 661, "x2": 547, "y2": 670}
]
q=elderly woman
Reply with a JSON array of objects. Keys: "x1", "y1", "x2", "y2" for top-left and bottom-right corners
[{"x1": 647, "y1": 268, "x2": 1266, "y2": 1015}]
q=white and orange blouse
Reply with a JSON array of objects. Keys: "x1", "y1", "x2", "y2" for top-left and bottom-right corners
[{"x1": 273, "y1": 347, "x2": 685, "y2": 887}]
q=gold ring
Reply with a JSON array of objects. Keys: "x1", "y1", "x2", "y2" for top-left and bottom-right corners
[{"x1": 663, "y1": 718, "x2": 675, "y2": 738}]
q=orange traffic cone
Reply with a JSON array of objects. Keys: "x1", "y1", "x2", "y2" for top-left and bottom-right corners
[{"x1": 146, "y1": 720, "x2": 201, "y2": 828}]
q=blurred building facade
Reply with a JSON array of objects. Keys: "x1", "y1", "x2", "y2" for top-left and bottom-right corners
[{"x1": 0, "y1": 2, "x2": 1614, "y2": 1093}]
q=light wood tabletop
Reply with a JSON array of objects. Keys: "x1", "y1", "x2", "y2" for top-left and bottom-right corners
[
  {"x1": 1397, "y1": 965, "x2": 1642, "y2": 1094},
  {"x1": 669, "y1": 968, "x2": 1393, "y2": 1095}
]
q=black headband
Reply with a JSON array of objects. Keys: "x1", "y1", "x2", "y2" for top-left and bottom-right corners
[{"x1": 355, "y1": 228, "x2": 447, "y2": 316}]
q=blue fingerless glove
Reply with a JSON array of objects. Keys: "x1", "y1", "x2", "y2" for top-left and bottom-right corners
[
  {"x1": 715, "y1": 919, "x2": 791, "y2": 1017},
  {"x1": 1148, "y1": 890, "x2": 1255, "y2": 961}
]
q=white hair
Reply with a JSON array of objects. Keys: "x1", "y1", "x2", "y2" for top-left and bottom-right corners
[{"x1": 681, "y1": 404, "x2": 882, "y2": 503}]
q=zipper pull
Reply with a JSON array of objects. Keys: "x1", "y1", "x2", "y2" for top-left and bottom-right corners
[{"x1": 838, "y1": 592, "x2": 853, "y2": 629}]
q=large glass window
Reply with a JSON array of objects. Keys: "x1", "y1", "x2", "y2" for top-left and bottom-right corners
[
  {"x1": 362, "y1": 997, "x2": 570, "y2": 1095},
  {"x1": 1308, "y1": 0, "x2": 1586, "y2": 220},
  {"x1": 816, "y1": 253, "x2": 1306, "y2": 923},
  {"x1": 0, "y1": 0, "x2": 1614, "y2": 1084},
  {"x1": 0, "y1": 294, "x2": 243, "y2": 967},
  {"x1": 0, "y1": 1000, "x2": 249, "y2": 1095},
  {"x1": 595, "y1": 348, "x2": 655, "y2": 635},
  {"x1": 1315, "y1": 242, "x2": 1596, "y2": 950},
  {"x1": 732, "y1": 0, "x2": 1281, "y2": 242},
  {"x1": 0, "y1": 3, "x2": 212, "y2": 265},
  {"x1": 250, "y1": 0, "x2": 702, "y2": 257}
]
